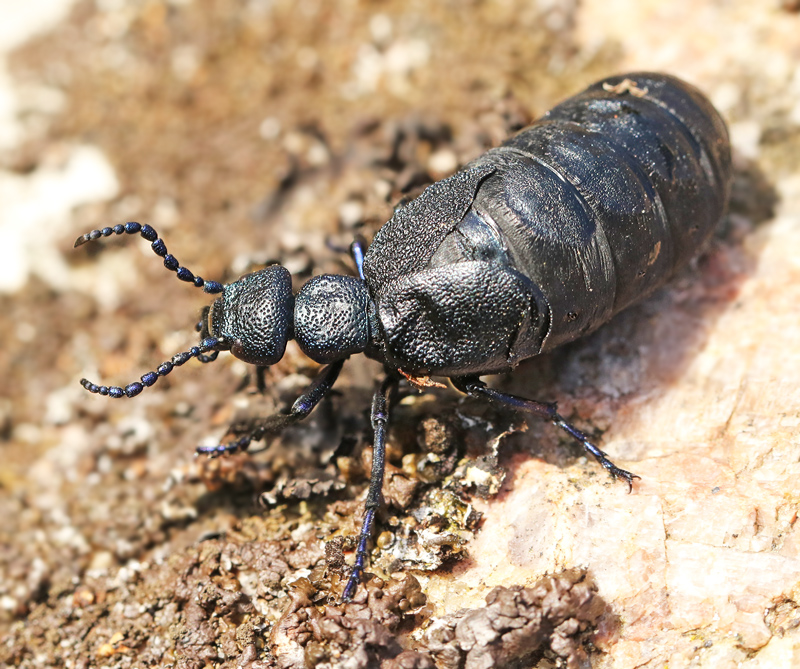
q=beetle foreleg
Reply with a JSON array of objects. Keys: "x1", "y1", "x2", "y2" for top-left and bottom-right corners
[
  {"x1": 341, "y1": 374, "x2": 398, "y2": 602},
  {"x1": 452, "y1": 377, "x2": 639, "y2": 491},
  {"x1": 196, "y1": 359, "x2": 345, "y2": 457}
]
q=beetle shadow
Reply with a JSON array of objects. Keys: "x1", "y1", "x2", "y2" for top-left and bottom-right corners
[{"x1": 488, "y1": 152, "x2": 778, "y2": 474}]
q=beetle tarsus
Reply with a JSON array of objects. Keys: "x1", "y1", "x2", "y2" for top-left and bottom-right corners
[
  {"x1": 454, "y1": 376, "x2": 640, "y2": 491},
  {"x1": 196, "y1": 435, "x2": 253, "y2": 457},
  {"x1": 551, "y1": 415, "x2": 640, "y2": 491}
]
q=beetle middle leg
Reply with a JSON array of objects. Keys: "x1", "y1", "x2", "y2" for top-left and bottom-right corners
[
  {"x1": 452, "y1": 377, "x2": 639, "y2": 491},
  {"x1": 341, "y1": 374, "x2": 398, "y2": 602},
  {"x1": 325, "y1": 233, "x2": 368, "y2": 279},
  {"x1": 196, "y1": 359, "x2": 345, "y2": 456},
  {"x1": 349, "y1": 234, "x2": 367, "y2": 280}
]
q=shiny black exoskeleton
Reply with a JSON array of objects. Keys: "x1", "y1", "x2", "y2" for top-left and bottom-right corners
[{"x1": 75, "y1": 73, "x2": 732, "y2": 601}]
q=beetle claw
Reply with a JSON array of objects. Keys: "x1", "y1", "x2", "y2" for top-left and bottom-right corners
[{"x1": 607, "y1": 465, "x2": 641, "y2": 493}]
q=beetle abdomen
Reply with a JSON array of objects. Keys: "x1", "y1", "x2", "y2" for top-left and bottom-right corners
[
  {"x1": 470, "y1": 72, "x2": 731, "y2": 352},
  {"x1": 365, "y1": 72, "x2": 731, "y2": 375}
]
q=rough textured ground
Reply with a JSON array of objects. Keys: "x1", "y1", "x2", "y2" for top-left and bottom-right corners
[{"x1": 0, "y1": 1, "x2": 798, "y2": 667}]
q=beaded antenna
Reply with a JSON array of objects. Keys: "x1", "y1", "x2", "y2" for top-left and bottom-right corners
[{"x1": 75, "y1": 222, "x2": 225, "y2": 399}]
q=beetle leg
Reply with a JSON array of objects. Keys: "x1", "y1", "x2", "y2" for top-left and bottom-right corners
[
  {"x1": 195, "y1": 306, "x2": 211, "y2": 337},
  {"x1": 193, "y1": 307, "x2": 220, "y2": 363},
  {"x1": 349, "y1": 234, "x2": 368, "y2": 280},
  {"x1": 341, "y1": 374, "x2": 398, "y2": 602},
  {"x1": 196, "y1": 359, "x2": 345, "y2": 457},
  {"x1": 325, "y1": 234, "x2": 368, "y2": 279},
  {"x1": 254, "y1": 365, "x2": 268, "y2": 393},
  {"x1": 452, "y1": 377, "x2": 639, "y2": 491}
]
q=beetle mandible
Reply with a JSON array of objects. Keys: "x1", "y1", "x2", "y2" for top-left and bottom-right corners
[{"x1": 74, "y1": 72, "x2": 732, "y2": 601}]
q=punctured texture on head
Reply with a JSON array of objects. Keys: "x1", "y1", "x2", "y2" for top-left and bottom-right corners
[{"x1": 216, "y1": 265, "x2": 294, "y2": 366}]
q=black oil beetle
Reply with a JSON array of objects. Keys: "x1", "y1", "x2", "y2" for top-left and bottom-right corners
[{"x1": 75, "y1": 72, "x2": 731, "y2": 601}]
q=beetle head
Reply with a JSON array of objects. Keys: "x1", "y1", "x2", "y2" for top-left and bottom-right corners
[
  {"x1": 73, "y1": 223, "x2": 297, "y2": 399},
  {"x1": 206, "y1": 265, "x2": 294, "y2": 365},
  {"x1": 74, "y1": 222, "x2": 371, "y2": 400}
]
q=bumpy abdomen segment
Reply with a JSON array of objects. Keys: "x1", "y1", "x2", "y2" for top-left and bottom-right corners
[{"x1": 469, "y1": 72, "x2": 731, "y2": 352}]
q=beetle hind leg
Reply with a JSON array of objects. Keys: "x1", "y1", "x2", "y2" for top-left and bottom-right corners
[
  {"x1": 551, "y1": 415, "x2": 639, "y2": 489},
  {"x1": 452, "y1": 376, "x2": 639, "y2": 491}
]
